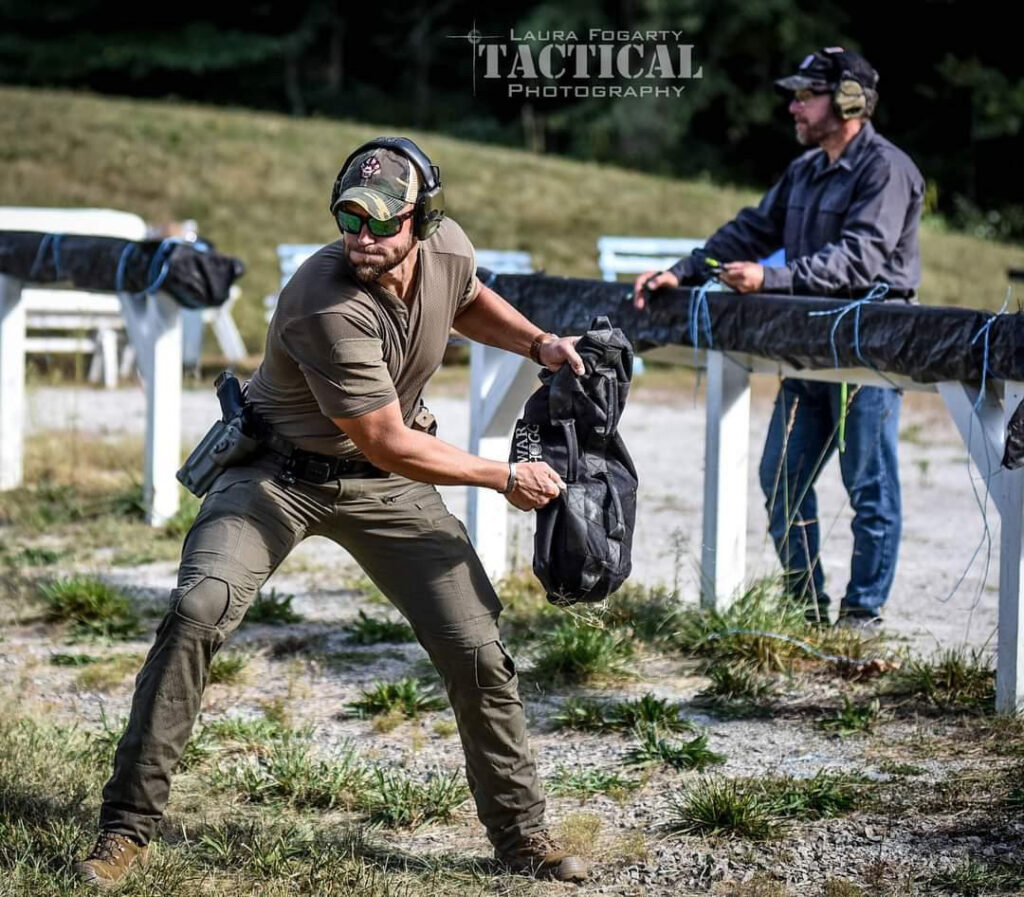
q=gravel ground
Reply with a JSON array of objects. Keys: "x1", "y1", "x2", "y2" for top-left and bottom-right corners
[
  {"x1": 26, "y1": 377, "x2": 1001, "y2": 654},
  {"x1": 5, "y1": 377, "x2": 1015, "y2": 896}
]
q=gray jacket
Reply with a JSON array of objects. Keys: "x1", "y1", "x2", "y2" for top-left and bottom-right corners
[{"x1": 669, "y1": 122, "x2": 925, "y2": 296}]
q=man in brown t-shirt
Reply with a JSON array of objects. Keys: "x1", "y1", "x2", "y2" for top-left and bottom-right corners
[{"x1": 77, "y1": 137, "x2": 589, "y2": 888}]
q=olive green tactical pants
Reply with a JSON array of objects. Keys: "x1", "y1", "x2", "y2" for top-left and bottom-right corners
[{"x1": 99, "y1": 456, "x2": 545, "y2": 851}]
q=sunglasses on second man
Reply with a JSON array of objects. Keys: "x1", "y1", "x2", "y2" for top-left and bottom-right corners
[{"x1": 335, "y1": 207, "x2": 415, "y2": 238}]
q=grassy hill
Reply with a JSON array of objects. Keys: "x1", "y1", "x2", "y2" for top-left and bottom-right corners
[{"x1": 1, "y1": 86, "x2": 1019, "y2": 352}]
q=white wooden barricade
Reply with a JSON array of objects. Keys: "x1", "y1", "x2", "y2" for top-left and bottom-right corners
[
  {"x1": 468, "y1": 310, "x2": 1024, "y2": 713},
  {"x1": 1, "y1": 208, "x2": 147, "y2": 387},
  {"x1": 465, "y1": 251, "x2": 537, "y2": 578},
  {"x1": 0, "y1": 208, "x2": 246, "y2": 379},
  {"x1": 0, "y1": 209, "x2": 184, "y2": 525}
]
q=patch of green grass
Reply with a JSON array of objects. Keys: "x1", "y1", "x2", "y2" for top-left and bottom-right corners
[
  {"x1": 667, "y1": 777, "x2": 781, "y2": 840},
  {"x1": 552, "y1": 693, "x2": 694, "y2": 734},
  {"x1": 755, "y1": 771, "x2": 867, "y2": 819},
  {"x1": 877, "y1": 760, "x2": 927, "y2": 777},
  {"x1": 244, "y1": 588, "x2": 303, "y2": 625},
  {"x1": 342, "y1": 609, "x2": 415, "y2": 644},
  {"x1": 208, "y1": 735, "x2": 369, "y2": 810},
  {"x1": 73, "y1": 653, "x2": 144, "y2": 692},
  {"x1": 624, "y1": 727, "x2": 726, "y2": 772},
  {"x1": 666, "y1": 771, "x2": 866, "y2": 841},
  {"x1": 893, "y1": 648, "x2": 995, "y2": 712},
  {"x1": 49, "y1": 652, "x2": 100, "y2": 666},
  {"x1": 817, "y1": 697, "x2": 883, "y2": 737},
  {"x1": 546, "y1": 767, "x2": 640, "y2": 799},
  {"x1": 208, "y1": 651, "x2": 252, "y2": 686},
  {"x1": 38, "y1": 575, "x2": 142, "y2": 640},
  {"x1": 600, "y1": 582, "x2": 681, "y2": 643},
  {"x1": 925, "y1": 855, "x2": 1024, "y2": 896},
  {"x1": 4, "y1": 545, "x2": 66, "y2": 567},
  {"x1": 696, "y1": 662, "x2": 777, "y2": 717},
  {"x1": 669, "y1": 580, "x2": 811, "y2": 671},
  {"x1": 530, "y1": 621, "x2": 633, "y2": 684},
  {"x1": 364, "y1": 767, "x2": 468, "y2": 829},
  {"x1": 205, "y1": 714, "x2": 295, "y2": 752},
  {"x1": 347, "y1": 678, "x2": 446, "y2": 719}
]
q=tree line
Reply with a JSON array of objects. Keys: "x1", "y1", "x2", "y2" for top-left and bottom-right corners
[{"x1": 1, "y1": 0, "x2": 1019, "y2": 240}]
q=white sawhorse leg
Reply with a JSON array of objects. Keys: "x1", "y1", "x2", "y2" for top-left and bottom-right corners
[
  {"x1": 0, "y1": 275, "x2": 25, "y2": 490},
  {"x1": 938, "y1": 379, "x2": 1024, "y2": 712},
  {"x1": 700, "y1": 350, "x2": 751, "y2": 608},
  {"x1": 467, "y1": 343, "x2": 537, "y2": 579},
  {"x1": 121, "y1": 290, "x2": 183, "y2": 526},
  {"x1": 143, "y1": 293, "x2": 182, "y2": 525},
  {"x1": 998, "y1": 382, "x2": 1024, "y2": 713}
]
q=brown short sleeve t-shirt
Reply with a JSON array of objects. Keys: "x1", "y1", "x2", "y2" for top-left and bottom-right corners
[{"x1": 246, "y1": 217, "x2": 479, "y2": 458}]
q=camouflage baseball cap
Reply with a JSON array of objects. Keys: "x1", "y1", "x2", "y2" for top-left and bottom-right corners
[{"x1": 334, "y1": 148, "x2": 420, "y2": 219}]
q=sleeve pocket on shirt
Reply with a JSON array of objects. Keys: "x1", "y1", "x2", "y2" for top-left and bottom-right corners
[{"x1": 330, "y1": 337, "x2": 384, "y2": 365}]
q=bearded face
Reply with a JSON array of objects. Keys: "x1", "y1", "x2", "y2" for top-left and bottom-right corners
[
  {"x1": 341, "y1": 205, "x2": 417, "y2": 284},
  {"x1": 789, "y1": 92, "x2": 843, "y2": 147}
]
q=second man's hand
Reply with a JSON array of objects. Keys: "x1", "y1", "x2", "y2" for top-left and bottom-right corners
[
  {"x1": 632, "y1": 270, "x2": 679, "y2": 309},
  {"x1": 505, "y1": 461, "x2": 566, "y2": 511},
  {"x1": 718, "y1": 261, "x2": 765, "y2": 293}
]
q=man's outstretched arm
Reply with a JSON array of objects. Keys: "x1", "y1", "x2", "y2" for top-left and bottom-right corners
[
  {"x1": 453, "y1": 282, "x2": 585, "y2": 374},
  {"x1": 332, "y1": 399, "x2": 563, "y2": 511}
]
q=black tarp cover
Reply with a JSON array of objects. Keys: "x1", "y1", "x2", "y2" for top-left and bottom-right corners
[
  {"x1": 485, "y1": 272, "x2": 1024, "y2": 386},
  {"x1": 0, "y1": 231, "x2": 244, "y2": 310}
]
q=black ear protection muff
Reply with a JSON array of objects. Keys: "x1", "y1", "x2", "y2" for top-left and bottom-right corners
[{"x1": 329, "y1": 136, "x2": 446, "y2": 240}]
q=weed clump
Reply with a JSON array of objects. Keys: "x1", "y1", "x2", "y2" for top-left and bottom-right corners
[
  {"x1": 893, "y1": 648, "x2": 995, "y2": 712},
  {"x1": 365, "y1": 767, "x2": 468, "y2": 828},
  {"x1": 39, "y1": 575, "x2": 142, "y2": 639},
  {"x1": 625, "y1": 727, "x2": 726, "y2": 772},
  {"x1": 342, "y1": 610, "x2": 414, "y2": 644},
  {"x1": 346, "y1": 678, "x2": 446, "y2": 720},
  {"x1": 208, "y1": 651, "x2": 252, "y2": 686},
  {"x1": 245, "y1": 589, "x2": 303, "y2": 625},
  {"x1": 531, "y1": 621, "x2": 633, "y2": 684},
  {"x1": 552, "y1": 692, "x2": 694, "y2": 734}
]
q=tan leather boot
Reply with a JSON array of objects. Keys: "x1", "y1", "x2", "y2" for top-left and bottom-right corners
[
  {"x1": 74, "y1": 831, "x2": 150, "y2": 890},
  {"x1": 495, "y1": 830, "x2": 589, "y2": 882}
]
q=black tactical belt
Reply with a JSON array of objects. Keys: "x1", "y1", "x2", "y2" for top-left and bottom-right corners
[
  {"x1": 246, "y1": 405, "x2": 389, "y2": 485},
  {"x1": 267, "y1": 447, "x2": 389, "y2": 485}
]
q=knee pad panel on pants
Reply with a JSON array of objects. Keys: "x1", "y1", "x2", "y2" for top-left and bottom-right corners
[
  {"x1": 174, "y1": 577, "x2": 230, "y2": 628},
  {"x1": 475, "y1": 640, "x2": 516, "y2": 689}
]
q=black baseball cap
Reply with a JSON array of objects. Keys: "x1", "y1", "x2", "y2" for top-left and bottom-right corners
[{"x1": 775, "y1": 47, "x2": 879, "y2": 93}]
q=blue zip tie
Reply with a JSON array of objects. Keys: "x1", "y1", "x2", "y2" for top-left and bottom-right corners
[
  {"x1": 807, "y1": 283, "x2": 901, "y2": 389},
  {"x1": 28, "y1": 233, "x2": 53, "y2": 281},
  {"x1": 688, "y1": 278, "x2": 714, "y2": 363},
  {"x1": 115, "y1": 242, "x2": 136, "y2": 295}
]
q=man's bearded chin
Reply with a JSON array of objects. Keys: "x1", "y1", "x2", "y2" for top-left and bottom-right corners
[
  {"x1": 348, "y1": 236, "x2": 414, "y2": 284},
  {"x1": 796, "y1": 116, "x2": 841, "y2": 146}
]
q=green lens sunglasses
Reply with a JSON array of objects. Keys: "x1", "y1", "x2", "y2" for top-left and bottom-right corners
[{"x1": 336, "y1": 208, "x2": 414, "y2": 237}]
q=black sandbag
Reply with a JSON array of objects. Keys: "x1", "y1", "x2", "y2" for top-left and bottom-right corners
[
  {"x1": 0, "y1": 231, "x2": 244, "y2": 309},
  {"x1": 484, "y1": 272, "x2": 1024, "y2": 385},
  {"x1": 511, "y1": 317, "x2": 638, "y2": 606},
  {"x1": 1004, "y1": 398, "x2": 1024, "y2": 469}
]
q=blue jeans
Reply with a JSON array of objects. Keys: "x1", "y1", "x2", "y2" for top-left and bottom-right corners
[{"x1": 758, "y1": 379, "x2": 902, "y2": 617}]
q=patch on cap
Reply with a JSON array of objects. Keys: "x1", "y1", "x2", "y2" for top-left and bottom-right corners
[{"x1": 359, "y1": 156, "x2": 382, "y2": 180}]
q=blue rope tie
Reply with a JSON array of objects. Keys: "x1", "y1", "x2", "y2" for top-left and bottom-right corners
[
  {"x1": 115, "y1": 242, "x2": 136, "y2": 295},
  {"x1": 688, "y1": 278, "x2": 714, "y2": 363},
  {"x1": 807, "y1": 283, "x2": 901, "y2": 389},
  {"x1": 969, "y1": 299, "x2": 1008, "y2": 411},
  {"x1": 27, "y1": 233, "x2": 67, "y2": 282}
]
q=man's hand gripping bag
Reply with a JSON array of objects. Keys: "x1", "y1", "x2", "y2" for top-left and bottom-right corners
[{"x1": 511, "y1": 317, "x2": 638, "y2": 606}]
